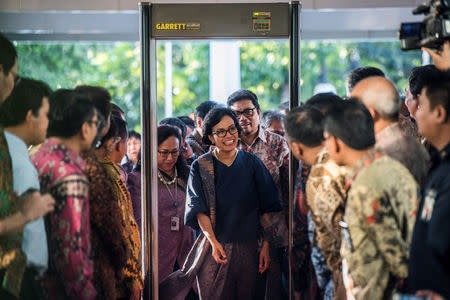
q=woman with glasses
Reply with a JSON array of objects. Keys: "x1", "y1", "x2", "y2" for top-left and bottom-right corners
[
  {"x1": 156, "y1": 125, "x2": 195, "y2": 286},
  {"x1": 181, "y1": 107, "x2": 282, "y2": 299}
]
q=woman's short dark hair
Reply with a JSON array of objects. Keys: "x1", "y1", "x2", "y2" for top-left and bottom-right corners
[
  {"x1": 324, "y1": 99, "x2": 375, "y2": 150},
  {"x1": 177, "y1": 116, "x2": 195, "y2": 129},
  {"x1": 0, "y1": 77, "x2": 52, "y2": 127},
  {"x1": 157, "y1": 124, "x2": 189, "y2": 180},
  {"x1": 47, "y1": 89, "x2": 97, "y2": 139},
  {"x1": 227, "y1": 89, "x2": 260, "y2": 111},
  {"x1": 201, "y1": 107, "x2": 242, "y2": 145}
]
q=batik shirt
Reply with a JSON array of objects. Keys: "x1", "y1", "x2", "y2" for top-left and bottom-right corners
[
  {"x1": 341, "y1": 149, "x2": 419, "y2": 300},
  {"x1": 101, "y1": 159, "x2": 143, "y2": 296},
  {"x1": 186, "y1": 129, "x2": 209, "y2": 158},
  {"x1": 306, "y1": 148, "x2": 347, "y2": 298},
  {"x1": 0, "y1": 128, "x2": 27, "y2": 298},
  {"x1": 238, "y1": 126, "x2": 290, "y2": 247},
  {"x1": 32, "y1": 139, "x2": 95, "y2": 300}
]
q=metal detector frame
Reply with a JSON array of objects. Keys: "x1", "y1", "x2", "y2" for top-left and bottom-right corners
[{"x1": 139, "y1": 2, "x2": 301, "y2": 299}]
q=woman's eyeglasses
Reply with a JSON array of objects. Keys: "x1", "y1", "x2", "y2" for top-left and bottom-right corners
[
  {"x1": 212, "y1": 126, "x2": 238, "y2": 138},
  {"x1": 158, "y1": 149, "x2": 180, "y2": 158}
]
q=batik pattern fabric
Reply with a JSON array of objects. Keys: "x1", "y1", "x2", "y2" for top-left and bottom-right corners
[
  {"x1": 31, "y1": 139, "x2": 95, "y2": 300},
  {"x1": 186, "y1": 129, "x2": 209, "y2": 159},
  {"x1": 306, "y1": 148, "x2": 347, "y2": 299},
  {"x1": 238, "y1": 126, "x2": 290, "y2": 248},
  {"x1": 308, "y1": 214, "x2": 331, "y2": 293},
  {"x1": 0, "y1": 128, "x2": 27, "y2": 298},
  {"x1": 81, "y1": 151, "x2": 130, "y2": 300},
  {"x1": 292, "y1": 162, "x2": 316, "y2": 293},
  {"x1": 341, "y1": 149, "x2": 419, "y2": 300},
  {"x1": 100, "y1": 159, "x2": 143, "y2": 296},
  {"x1": 376, "y1": 122, "x2": 429, "y2": 187}
]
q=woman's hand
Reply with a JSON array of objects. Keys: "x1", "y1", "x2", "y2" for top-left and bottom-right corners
[
  {"x1": 211, "y1": 240, "x2": 227, "y2": 264},
  {"x1": 259, "y1": 241, "x2": 271, "y2": 273}
]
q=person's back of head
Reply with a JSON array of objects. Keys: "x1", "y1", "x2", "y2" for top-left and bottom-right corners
[
  {"x1": 351, "y1": 76, "x2": 400, "y2": 122},
  {"x1": 227, "y1": 89, "x2": 260, "y2": 111},
  {"x1": 0, "y1": 33, "x2": 17, "y2": 77},
  {"x1": 160, "y1": 117, "x2": 187, "y2": 139},
  {"x1": 75, "y1": 85, "x2": 112, "y2": 124},
  {"x1": 102, "y1": 114, "x2": 128, "y2": 163},
  {"x1": 346, "y1": 66, "x2": 385, "y2": 95},
  {"x1": 0, "y1": 77, "x2": 52, "y2": 127},
  {"x1": 324, "y1": 99, "x2": 376, "y2": 151},
  {"x1": 305, "y1": 93, "x2": 342, "y2": 115},
  {"x1": 285, "y1": 106, "x2": 324, "y2": 147},
  {"x1": 0, "y1": 33, "x2": 18, "y2": 103},
  {"x1": 178, "y1": 116, "x2": 195, "y2": 129},
  {"x1": 195, "y1": 100, "x2": 221, "y2": 120},
  {"x1": 47, "y1": 89, "x2": 97, "y2": 139}
]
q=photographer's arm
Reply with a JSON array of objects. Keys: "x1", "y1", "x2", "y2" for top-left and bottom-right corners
[{"x1": 423, "y1": 41, "x2": 450, "y2": 71}]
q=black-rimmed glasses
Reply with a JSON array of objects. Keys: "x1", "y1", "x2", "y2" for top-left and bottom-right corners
[
  {"x1": 158, "y1": 149, "x2": 180, "y2": 159},
  {"x1": 232, "y1": 107, "x2": 256, "y2": 118},
  {"x1": 212, "y1": 126, "x2": 238, "y2": 138}
]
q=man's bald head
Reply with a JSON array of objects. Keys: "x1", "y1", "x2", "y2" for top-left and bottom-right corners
[{"x1": 351, "y1": 76, "x2": 400, "y2": 122}]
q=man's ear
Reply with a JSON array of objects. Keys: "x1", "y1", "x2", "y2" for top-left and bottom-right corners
[
  {"x1": 196, "y1": 117, "x2": 203, "y2": 129},
  {"x1": 434, "y1": 105, "x2": 448, "y2": 124},
  {"x1": 290, "y1": 141, "x2": 304, "y2": 161},
  {"x1": 80, "y1": 122, "x2": 90, "y2": 141},
  {"x1": 368, "y1": 107, "x2": 379, "y2": 121},
  {"x1": 25, "y1": 109, "x2": 34, "y2": 125}
]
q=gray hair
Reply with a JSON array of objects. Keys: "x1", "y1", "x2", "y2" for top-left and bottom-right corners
[{"x1": 261, "y1": 110, "x2": 284, "y2": 128}]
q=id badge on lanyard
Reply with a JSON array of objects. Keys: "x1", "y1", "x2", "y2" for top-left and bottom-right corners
[{"x1": 421, "y1": 188, "x2": 437, "y2": 222}]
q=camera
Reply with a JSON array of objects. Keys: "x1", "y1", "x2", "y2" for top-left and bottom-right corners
[{"x1": 399, "y1": 0, "x2": 450, "y2": 51}]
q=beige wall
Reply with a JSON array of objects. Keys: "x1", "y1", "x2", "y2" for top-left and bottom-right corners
[{"x1": 0, "y1": 0, "x2": 424, "y2": 11}]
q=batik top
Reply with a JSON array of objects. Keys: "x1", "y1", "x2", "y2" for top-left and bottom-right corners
[
  {"x1": 100, "y1": 159, "x2": 143, "y2": 295},
  {"x1": 82, "y1": 151, "x2": 130, "y2": 300},
  {"x1": 306, "y1": 148, "x2": 347, "y2": 276},
  {"x1": 185, "y1": 150, "x2": 282, "y2": 243},
  {"x1": 238, "y1": 126, "x2": 290, "y2": 247},
  {"x1": 186, "y1": 129, "x2": 209, "y2": 158},
  {"x1": 341, "y1": 149, "x2": 419, "y2": 300},
  {"x1": 0, "y1": 128, "x2": 27, "y2": 298},
  {"x1": 31, "y1": 139, "x2": 95, "y2": 300}
]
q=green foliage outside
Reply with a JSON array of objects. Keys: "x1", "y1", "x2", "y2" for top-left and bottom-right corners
[{"x1": 16, "y1": 40, "x2": 422, "y2": 132}]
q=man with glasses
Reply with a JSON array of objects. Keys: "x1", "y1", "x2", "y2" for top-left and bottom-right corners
[{"x1": 227, "y1": 89, "x2": 290, "y2": 299}]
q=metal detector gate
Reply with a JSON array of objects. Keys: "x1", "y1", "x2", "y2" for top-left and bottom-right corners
[{"x1": 139, "y1": 2, "x2": 301, "y2": 298}]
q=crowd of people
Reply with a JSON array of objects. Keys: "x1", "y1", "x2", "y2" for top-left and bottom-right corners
[{"x1": 0, "y1": 30, "x2": 449, "y2": 300}]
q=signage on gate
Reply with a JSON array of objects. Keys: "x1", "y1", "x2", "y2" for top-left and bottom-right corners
[{"x1": 155, "y1": 23, "x2": 200, "y2": 31}]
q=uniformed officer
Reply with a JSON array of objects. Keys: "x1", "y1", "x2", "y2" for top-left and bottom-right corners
[{"x1": 323, "y1": 100, "x2": 419, "y2": 300}]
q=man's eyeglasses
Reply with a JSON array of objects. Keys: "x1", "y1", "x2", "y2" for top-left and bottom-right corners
[
  {"x1": 212, "y1": 126, "x2": 238, "y2": 138},
  {"x1": 158, "y1": 149, "x2": 180, "y2": 158},
  {"x1": 232, "y1": 107, "x2": 256, "y2": 118}
]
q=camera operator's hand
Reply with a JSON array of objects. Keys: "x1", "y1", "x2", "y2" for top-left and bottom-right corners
[
  {"x1": 20, "y1": 192, "x2": 55, "y2": 222},
  {"x1": 423, "y1": 41, "x2": 450, "y2": 71}
]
